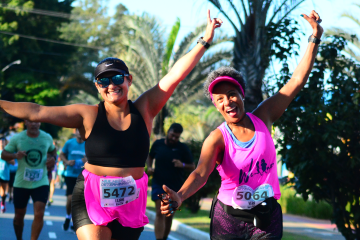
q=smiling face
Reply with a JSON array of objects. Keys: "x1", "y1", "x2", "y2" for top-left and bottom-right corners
[
  {"x1": 212, "y1": 82, "x2": 245, "y2": 123},
  {"x1": 95, "y1": 71, "x2": 132, "y2": 104}
]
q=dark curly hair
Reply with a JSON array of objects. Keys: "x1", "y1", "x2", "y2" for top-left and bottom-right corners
[{"x1": 203, "y1": 66, "x2": 245, "y2": 99}]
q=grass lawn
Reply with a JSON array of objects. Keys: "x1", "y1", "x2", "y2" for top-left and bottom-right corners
[
  {"x1": 282, "y1": 232, "x2": 321, "y2": 240},
  {"x1": 146, "y1": 197, "x2": 322, "y2": 239}
]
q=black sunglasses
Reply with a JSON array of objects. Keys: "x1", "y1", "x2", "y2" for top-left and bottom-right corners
[{"x1": 96, "y1": 74, "x2": 129, "y2": 88}]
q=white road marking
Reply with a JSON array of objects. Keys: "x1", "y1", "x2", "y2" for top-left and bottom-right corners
[
  {"x1": 167, "y1": 235, "x2": 179, "y2": 240},
  {"x1": 48, "y1": 232, "x2": 57, "y2": 239},
  {"x1": 146, "y1": 224, "x2": 179, "y2": 240},
  {"x1": 146, "y1": 223, "x2": 154, "y2": 229},
  {"x1": 320, "y1": 232, "x2": 333, "y2": 236},
  {"x1": 44, "y1": 211, "x2": 50, "y2": 216},
  {"x1": 46, "y1": 220, "x2": 53, "y2": 225}
]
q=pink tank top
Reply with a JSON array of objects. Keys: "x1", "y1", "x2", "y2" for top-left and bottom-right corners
[{"x1": 216, "y1": 113, "x2": 281, "y2": 206}]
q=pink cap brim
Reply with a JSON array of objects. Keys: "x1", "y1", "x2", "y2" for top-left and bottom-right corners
[{"x1": 208, "y1": 76, "x2": 245, "y2": 101}]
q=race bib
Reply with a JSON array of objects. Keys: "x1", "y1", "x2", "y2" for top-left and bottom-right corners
[
  {"x1": 24, "y1": 168, "x2": 43, "y2": 182},
  {"x1": 0, "y1": 161, "x2": 5, "y2": 171},
  {"x1": 231, "y1": 184, "x2": 274, "y2": 210},
  {"x1": 100, "y1": 176, "x2": 140, "y2": 208}
]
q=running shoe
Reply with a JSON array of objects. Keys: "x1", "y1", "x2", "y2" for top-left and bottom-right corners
[
  {"x1": 8, "y1": 197, "x2": 12, "y2": 203},
  {"x1": 70, "y1": 225, "x2": 76, "y2": 234},
  {"x1": 47, "y1": 199, "x2": 53, "y2": 206},
  {"x1": 62, "y1": 218, "x2": 71, "y2": 231},
  {"x1": 1, "y1": 203, "x2": 5, "y2": 213}
]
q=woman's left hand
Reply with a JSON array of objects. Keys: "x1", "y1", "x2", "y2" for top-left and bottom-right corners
[
  {"x1": 301, "y1": 10, "x2": 323, "y2": 39},
  {"x1": 203, "y1": 9, "x2": 223, "y2": 44},
  {"x1": 160, "y1": 185, "x2": 183, "y2": 217}
]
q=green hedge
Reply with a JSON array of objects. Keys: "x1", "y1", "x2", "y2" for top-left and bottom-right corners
[{"x1": 279, "y1": 185, "x2": 333, "y2": 220}]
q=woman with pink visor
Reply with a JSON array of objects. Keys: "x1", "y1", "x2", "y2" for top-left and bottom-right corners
[
  {"x1": 160, "y1": 10, "x2": 323, "y2": 240},
  {"x1": 0, "y1": 10, "x2": 222, "y2": 240}
]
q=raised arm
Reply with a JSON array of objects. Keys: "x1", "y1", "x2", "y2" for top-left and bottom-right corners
[
  {"x1": 160, "y1": 129, "x2": 224, "y2": 216},
  {"x1": 254, "y1": 10, "x2": 324, "y2": 128},
  {"x1": 0, "y1": 100, "x2": 91, "y2": 129},
  {"x1": 135, "y1": 10, "x2": 222, "y2": 120}
]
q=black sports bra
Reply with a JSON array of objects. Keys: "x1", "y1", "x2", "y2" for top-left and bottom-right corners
[{"x1": 85, "y1": 100, "x2": 150, "y2": 168}]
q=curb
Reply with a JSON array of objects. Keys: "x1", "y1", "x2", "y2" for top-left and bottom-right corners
[{"x1": 146, "y1": 209, "x2": 210, "y2": 240}]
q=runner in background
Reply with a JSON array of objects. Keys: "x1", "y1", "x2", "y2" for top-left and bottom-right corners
[
  {"x1": 147, "y1": 123, "x2": 194, "y2": 240},
  {"x1": 6, "y1": 124, "x2": 19, "y2": 204},
  {"x1": 0, "y1": 138, "x2": 15, "y2": 213},
  {"x1": 1, "y1": 120, "x2": 56, "y2": 240},
  {"x1": 48, "y1": 141, "x2": 58, "y2": 206},
  {"x1": 57, "y1": 158, "x2": 65, "y2": 189},
  {"x1": 8, "y1": 159, "x2": 18, "y2": 203},
  {"x1": 60, "y1": 129, "x2": 86, "y2": 231}
]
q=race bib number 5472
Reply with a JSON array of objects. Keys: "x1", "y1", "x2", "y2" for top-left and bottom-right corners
[
  {"x1": 231, "y1": 184, "x2": 274, "y2": 210},
  {"x1": 100, "y1": 176, "x2": 140, "y2": 207}
]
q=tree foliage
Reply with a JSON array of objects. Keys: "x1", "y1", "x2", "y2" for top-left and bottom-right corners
[
  {"x1": 164, "y1": 104, "x2": 224, "y2": 142},
  {"x1": 326, "y1": 2, "x2": 360, "y2": 62},
  {"x1": 0, "y1": 0, "x2": 82, "y2": 136},
  {"x1": 274, "y1": 35, "x2": 360, "y2": 239},
  {"x1": 208, "y1": 0, "x2": 305, "y2": 112}
]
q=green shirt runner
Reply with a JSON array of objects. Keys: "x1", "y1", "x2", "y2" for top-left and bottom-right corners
[{"x1": 5, "y1": 130, "x2": 56, "y2": 189}]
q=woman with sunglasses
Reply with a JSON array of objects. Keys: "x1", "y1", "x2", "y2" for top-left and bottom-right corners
[
  {"x1": 160, "y1": 10, "x2": 323, "y2": 240},
  {"x1": 0, "y1": 10, "x2": 222, "y2": 240}
]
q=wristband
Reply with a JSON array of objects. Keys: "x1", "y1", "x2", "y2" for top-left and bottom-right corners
[
  {"x1": 308, "y1": 35, "x2": 321, "y2": 44},
  {"x1": 183, "y1": 163, "x2": 185, "y2": 168},
  {"x1": 197, "y1": 37, "x2": 210, "y2": 49}
]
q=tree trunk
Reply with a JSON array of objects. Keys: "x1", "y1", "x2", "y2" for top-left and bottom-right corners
[{"x1": 152, "y1": 106, "x2": 168, "y2": 137}]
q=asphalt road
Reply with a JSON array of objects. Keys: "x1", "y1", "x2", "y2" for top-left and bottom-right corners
[{"x1": 0, "y1": 187, "x2": 189, "y2": 240}]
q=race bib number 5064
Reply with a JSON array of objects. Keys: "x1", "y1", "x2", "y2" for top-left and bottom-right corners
[
  {"x1": 100, "y1": 176, "x2": 140, "y2": 207},
  {"x1": 231, "y1": 184, "x2": 274, "y2": 210}
]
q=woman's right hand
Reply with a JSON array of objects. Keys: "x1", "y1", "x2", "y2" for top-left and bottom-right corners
[
  {"x1": 160, "y1": 185, "x2": 183, "y2": 217},
  {"x1": 66, "y1": 160, "x2": 75, "y2": 166},
  {"x1": 15, "y1": 151, "x2": 26, "y2": 159},
  {"x1": 203, "y1": 9, "x2": 223, "y2": 43},
  {"x1": 301, "y1": 10, "x2": 323, "y2": 39}
]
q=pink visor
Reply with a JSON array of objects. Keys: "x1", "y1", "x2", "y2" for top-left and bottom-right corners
[{"x1": 208, "y1": 76, "x2": 245, "y2": 101}]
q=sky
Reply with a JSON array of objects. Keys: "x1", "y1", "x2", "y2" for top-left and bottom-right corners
[{"x1": 108, "y1": 0, "x2": 359, "y2": 60}]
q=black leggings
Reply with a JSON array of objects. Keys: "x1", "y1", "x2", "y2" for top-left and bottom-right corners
[
  {"x1": 210, "y1": 197, "x2": 283, "y2": 240},
  {"x1": 71, "y1": 172, "x2": 144, "y2": 240}
]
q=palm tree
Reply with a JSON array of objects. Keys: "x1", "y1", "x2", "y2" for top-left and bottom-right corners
[
  {"x1": 165, "y1": 104, "x2": 224, "y2": 142},
  {"x1": 58, "y1": 1, "x2": 132, "y2": 102},
  {"x1": 326, "y1": 3, "x2": 360, "y2": 62},
  {"x1": 121, "y1": 13, "x2": 232, "y2": 136},
  {"x1": 208, "y1": 0, "x2": 305, "y2": 112}
]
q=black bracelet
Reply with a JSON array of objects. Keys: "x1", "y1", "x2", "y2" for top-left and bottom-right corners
[
  {"x1": 197, "y1": 37, "x2": 210, "y2": 49},
  {"x1": 308, "y1": 35, "x2": 321, "y2": 44}
]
